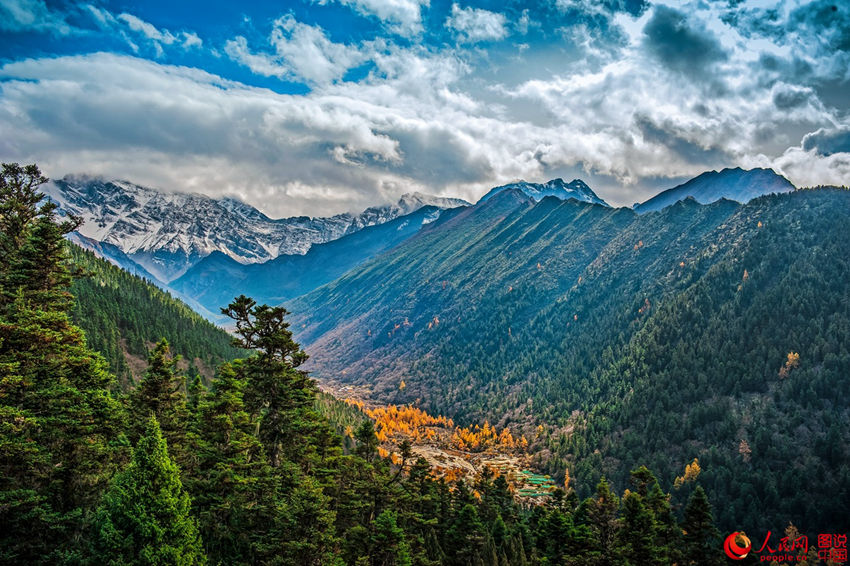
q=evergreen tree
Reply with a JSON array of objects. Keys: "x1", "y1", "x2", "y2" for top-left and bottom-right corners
[
  {"x1": 370, "y1": 509, "x2": 412, "y2": 566},
  {"x1": 221, "y1": 296, "x2": 339, "y2": 565},
  {"x1": 186, "y1": 369, "x2": 204, "y2": 413},
  {"x1": 222, "y1": 295, "x2": 323, "y2": 469},
  {"x1": 681, "y1": 485, "x2": 721, "y2": 566},
  {"x1": 129, "y1": 339, "x2": 190, "y2": 468},
  {"x1": 586, "y1": 478, "x2": 621, "y2": 566},
  {"x1": 90, "y1": 416, "x2": 206, "y2": 565},
  {"x1": 0, "y1": 163, "x2": 124, "y2": 563},
  {"x1": 645, "y1": 481, "x2": 682, "y2": 564},
  {"x1": 187, "y1": 361, "x2": 278, "y2": 565},
  {"x1": 618, "y1": 491, "x2": 659, "y2": 566},
  {"x1": 445, "y1": 503, "x2": 487, "y2": 566}
]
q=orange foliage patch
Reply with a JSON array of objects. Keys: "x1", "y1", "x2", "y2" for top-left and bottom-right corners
[
  {"x1": 451, "y1": 421, "x2": 527, "y2": 453},
  {"x1": 366, "y1": 404, "x2": 454, "y2": 444}
]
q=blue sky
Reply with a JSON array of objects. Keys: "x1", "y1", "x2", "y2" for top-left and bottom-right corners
[{"x1": 1, "y1": 0, "x2": 848, "y2": 215}]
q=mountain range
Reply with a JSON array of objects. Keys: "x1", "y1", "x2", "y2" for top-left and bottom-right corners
[
  {"x1": 169, "y1": 205, "x2": 448, "y2": 315},
  {"x1": 47, "y1": 164, "x2": 850, "y2": 534},
  {"x1": 45, "y1": 175, "x2": 468, "y2": 281},
  {"x1": 49, "y1": 167, "x2": 793, "y2": 295}
]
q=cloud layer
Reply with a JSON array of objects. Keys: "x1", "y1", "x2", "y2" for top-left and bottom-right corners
[{"x1": 0, "y1": 0, "x2": 848, "y2": 216}]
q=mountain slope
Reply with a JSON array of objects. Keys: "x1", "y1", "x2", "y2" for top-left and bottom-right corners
[
  {"x1": 47, "y1": 175, "x2": 468, "y2": 281},
  {"x1": 575, "y1": 188, "x2": 850, "y2": 533},
  {"x1": 478, "y1": 178, "x2": 609, "y2": 206},
  {"x1": 287, "y1": 187, "x2": 850, "y2": 532},
  {"x1": 170, "y1": 205, "x2": 448, "y2": 313},
  {"x1": 289, "y1": 193, "x2": 739, "y2": 417},
  {"x1": 634, "y1": 167, "x2": 795, "y2": 213},
  {"x1": 69, "y1": 244, "x2": 243, "y2": 385}
]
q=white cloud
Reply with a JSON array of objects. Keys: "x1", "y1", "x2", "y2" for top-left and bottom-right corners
[
  {"x1": 226, "y1": 15, "x2": 364, "y2": 85},
  {"x1": 321, "y1": 0, "x2": 429, "y2": 35},
  {"x1": 116, "y1": 12, "x2": 203, "y2": 56},
  {"x1": 0, "y1": 0, "x2": 72, "y2": 34},
  {"x1": 445, "y1": 3, "x2": 508, "y2": 43},
  {"x1": 1, "y1": 1, "x2": 848, "y2": 216}
]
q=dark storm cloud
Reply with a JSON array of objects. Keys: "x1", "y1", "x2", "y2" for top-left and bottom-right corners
[
  {"x1": 634, "y1": 114, "x2": 729, "y2": 166},
  {"x1": 641, "y1": 5, "x2": 728, "y2": 76},
  {"x1": 772, "y1": 86, "x2": 813, "y2": 110},
  {"x1": 788, "y1": 1, "x2": 850, "y2": 53},
  {"x1": 802, "y1": 127, "x2": 850, "y2": 157}
]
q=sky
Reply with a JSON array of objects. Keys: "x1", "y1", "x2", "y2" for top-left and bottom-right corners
[{"x1": 0, "y1": 0, "x2": 848, "y2": 217}]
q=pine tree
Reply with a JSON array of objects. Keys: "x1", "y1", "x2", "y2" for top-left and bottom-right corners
[
  {"x1": 681, "y1": 485, "x2": 721, "y2": 566},
  {"x1": 187, "y1": 361, "x2": 278, "y2": 565},
  {"x1": 129, "y1": 339, "x2": 190, "y2": 468},
  {"x1": 645, "y1": 481, "x2": 682, "y2": 564},
  {"x1": 90, "y1": 416, "x2": 206, "y2": 565},
  {"x1": 370, "y1": 509, "x2": 412, "y2": 566},
  {"x1": 222, "y1": 296, "x2": 321, "y2": 469},
  {"x1": 0, "y1": 163, "x2": 124, "y2": 563},
  {"x1": 220, "y1": 296, "x2": 339, "y2": 565},
  {"x1": 186, "y1": 369, "x2": 204, "y2": 413},
  {"x1": 587, "y1": 477, "x2": 621, "y2": 566},
  {"x1": 445, "y1": 503, "x2": 487, "y2": 566},
  {"x1": 618, "y1": 491, "x2": 659, "y2": 566}
]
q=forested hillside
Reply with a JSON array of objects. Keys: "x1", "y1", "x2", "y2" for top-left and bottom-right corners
[
  {"x1": 1, "y1": 163, "x2": 736, "y2": 565},
  {"x1": 577, "y1": 188, "x2": 850, "y2": 533},
  {"x1": 69, "y1": 244, "x2": 242, "y2": 385},
  {"x1": 290, "y1": 187, "x2": 850, "y2": 533}
]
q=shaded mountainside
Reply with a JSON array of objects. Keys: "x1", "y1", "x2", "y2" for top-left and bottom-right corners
[
  {"x1": 69, "y1": 244, "x2": 242, "y2": 386},
  {"x1": 634, "y1": 166, "x2": 795, "y2": 213},
  {"x1": 288, "y1": 188, "x2": 850, "y2": 532},
  {"x1": 170, "y1": 205, "x2": 448, "y2": 314}
]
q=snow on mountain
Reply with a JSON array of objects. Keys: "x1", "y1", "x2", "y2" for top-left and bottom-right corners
[
  {"x1": 477, "y1": 178, "x2": 609, "y2": 207},
  {"x1": 634, "y1": 167, "x2": 796, "y2": 213},
  {"x1": 45, "y1": 175, "x2": 469, "y2": 282}
]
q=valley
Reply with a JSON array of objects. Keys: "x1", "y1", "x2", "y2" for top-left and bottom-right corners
[
  {"x1": 319, "y1": 384, "x2": 558, "y2": 501},
  {"x1": 5, "y1": 2, "x2": 849, "y2": 561},
  {"x1": 42, "y1": 167, "x2": 850, "y2": 537}
]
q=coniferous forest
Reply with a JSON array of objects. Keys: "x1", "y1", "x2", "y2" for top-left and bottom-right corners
[{"x1": 0, "y1": 163, "x2": 843, "y2": 566}]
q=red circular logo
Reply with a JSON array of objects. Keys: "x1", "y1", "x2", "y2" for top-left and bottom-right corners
[{"x1": 724, "y1": 532, "x2": 752, "y2": 560}]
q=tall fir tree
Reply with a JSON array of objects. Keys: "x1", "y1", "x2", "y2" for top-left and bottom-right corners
[
  {"x1": 618, "y1": 491, "x2": 659, "y2": 566},
  {"x1": 221, "y1": 296, "x2": 339, "y2": 565},
  {"x1": 681, "y1": 485, "x2": 721, "y2": 566},
  {"x1": 586, "y1": 477, "x2": 622, "y2": 566},
  {"x1": 187, "y1": 361, "x2": 279, "y2": 565},
  {"x1": 222, "y1": 295, "x2": 324, "y2": 469},
  {"x1": 129, "y1": 339, "x2": 190, "y2": 469},
  {"x1": 0, "y1": 163, "x2": 124, "y2": 563},
  {"x1": 90, "y1": 416, "x2": 206, "y2": 565},
  {"x1": 370, "y1": 510, "x2": 412, "y2": 566}
]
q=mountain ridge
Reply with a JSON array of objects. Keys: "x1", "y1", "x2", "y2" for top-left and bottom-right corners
[
  {"x1": 478, "y1": 177, "x2": 609, "y2": 206},
  {"x1": 170, "y1": 204, "x2": 450, "y2": 314},
  {"x1": 634, "y1": 167, "x2": 795, "y2": 213},
  {"x1": 46, "y1": 175, "x2": 469, "y2": 281}
]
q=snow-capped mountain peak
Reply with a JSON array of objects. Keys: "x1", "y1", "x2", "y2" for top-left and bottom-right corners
[
  {"x1": 477, "y1": 178, "x2": 609, "y2": 206},
  {"x1": 45, "y1": 176, "x2": 467, "y2": 282}
]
